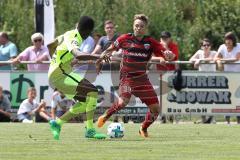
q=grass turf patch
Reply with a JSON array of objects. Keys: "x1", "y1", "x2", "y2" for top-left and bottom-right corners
[{"x1": 0, "y1": 123, "x2": 240, "y2": 160}]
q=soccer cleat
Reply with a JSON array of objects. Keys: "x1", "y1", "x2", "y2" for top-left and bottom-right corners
[
  {"x1": 49, "y1": 120, "x2": 61, "y2": 140},
  {"x1": 139, "y1": 127, "x2": 149, "y2": 138},
  {"x1": 97, "y1": 114, "x2": 107, "y2": 128},
  {"x1": 85, "y1": 128, "x2": 107, "y2": 139}
]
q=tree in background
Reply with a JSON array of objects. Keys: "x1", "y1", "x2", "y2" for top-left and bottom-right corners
[{"x1": 1, "y1": 0, "x2": 240, "y2": 68}]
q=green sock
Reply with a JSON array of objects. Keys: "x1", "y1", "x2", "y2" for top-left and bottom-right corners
[
  {"x1": 56, "y1": 118, "x2": 65, "y2": 126},
  {"x1": 57, "y1": 102, "x2": 86, "y2": 125},
  {"x1": 85, "y1": 92, "x2": 98, "y2": 129}
]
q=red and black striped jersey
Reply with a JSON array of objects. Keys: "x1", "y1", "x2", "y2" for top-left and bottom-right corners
[{"x1": 113, "y1": 33, "x2": 165, "y2": 78}]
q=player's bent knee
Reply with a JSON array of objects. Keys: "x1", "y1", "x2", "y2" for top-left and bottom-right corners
[
  {"x1": 118, "y1": 97, "x2": 129, "y2": 108},
  {"x1": 149, "y1": 104, "x2": 160, "y2": 114},
  {"x1": 69, "y1": 102, "x2": 86, "y2": 114},
  {"x1": 74, "y1": 79, "x2": 98, "y2": 102}
]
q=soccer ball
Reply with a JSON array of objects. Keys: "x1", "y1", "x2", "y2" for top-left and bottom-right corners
[{"x1": 107, "y1": 122, "x2": 124, "y2": 138}]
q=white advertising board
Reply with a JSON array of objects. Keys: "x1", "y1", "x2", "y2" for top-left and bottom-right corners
[
  {"x1": 162, "y1": 71, "x2": 240, "y2": 116},
  {"x1": 0, "y1": 71, "x2": 160, "y2": 114}
]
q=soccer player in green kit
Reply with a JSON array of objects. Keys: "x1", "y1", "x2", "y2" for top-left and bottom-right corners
[{"x1": 48, "y1": 16, "x2": 106, "y2": 140}]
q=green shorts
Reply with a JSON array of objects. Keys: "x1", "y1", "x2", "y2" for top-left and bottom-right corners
[{"x1": 48, "y1": 67, "x2": 83, "y2": 99}]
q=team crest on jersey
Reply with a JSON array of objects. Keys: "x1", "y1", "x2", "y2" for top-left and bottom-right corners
[
  {"x1": 144, "y1": 43, "x2": 150, "y2": 50},
  {"x1": 114, "y1": 40, "x2": 119, "y2": 47}
]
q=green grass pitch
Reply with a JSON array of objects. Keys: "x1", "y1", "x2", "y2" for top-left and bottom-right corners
[{"x1": 0, "y1": 123, "x2": 240, "y2": 160}]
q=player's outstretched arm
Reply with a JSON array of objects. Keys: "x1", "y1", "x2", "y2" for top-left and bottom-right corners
[{"x1": 72, "y1": 48, "x2": 100, "y2": 61}]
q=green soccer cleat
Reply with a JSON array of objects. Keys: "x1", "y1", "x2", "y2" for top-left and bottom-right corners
[
  {"x1": 49, "y1": 120, "x2": 61, "y2": 140},
  {"x1": 85, "y1": 128, "x2": 107, "y2": 139}
]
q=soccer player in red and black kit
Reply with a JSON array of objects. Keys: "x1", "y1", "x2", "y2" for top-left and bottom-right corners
[{"x1": 96, "y1": 14, "x2": 166, "y2": 138}]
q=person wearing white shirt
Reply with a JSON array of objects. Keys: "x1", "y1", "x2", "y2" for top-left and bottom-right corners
[
  {"x1": 79, "y1": 36, "x2": 95, "y2": 53},
  {"x1": 215, "y1": 32, "x2": 240, "y2": 72},
  {"x1": 215, "y1": 32, "x2": 240, "y2": 124},
  {"x1": 73, "y1": 36, "x2": 96, "y2": 72},
  {"x1": 190, "y1": 38, "x2": 217, "y2": 72},
  {"x1": 190, "y1": 38, "x2": 217, "y2": 123},
  {"x1": 17, "y1": 87, "x2": 51, "y2": 123},
  {"x1": 51, "y1": 89, "x2": 74, "y2": 119}
]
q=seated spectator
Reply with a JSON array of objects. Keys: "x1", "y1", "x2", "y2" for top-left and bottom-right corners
[
  {"x1": 17, "y1": 87, "x2": 51, "y2": 123},
  {"x1": 51, "y1": 89, "x2": 74, "y2": 120},
  {"x1": 0, "y1": 32, "x2": 18, "y2": 70},
  {"x1": 190, "y1": 38, "x2": 217, "y2": 124},
  {"x1": 12, "y1": 33, "x2": 50, "y2": 71},
  {"x1": 0, "y1": 85, "x2": 11, "y2": 122},
  {"x1": 215, "y1": 32, "x2": 240, "y2": 124}
]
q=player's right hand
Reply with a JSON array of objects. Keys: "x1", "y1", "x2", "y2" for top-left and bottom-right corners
[{"x1": 100, "y1": 52, "x2": 111, "y2": 63}]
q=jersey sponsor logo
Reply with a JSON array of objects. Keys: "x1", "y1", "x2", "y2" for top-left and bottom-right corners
[
  {"x1": 144, "y1": 43, "x2": 150, "y2": 50},
  {"x1": 127, "y1": 52, "x2": 148, "y2": 58}
]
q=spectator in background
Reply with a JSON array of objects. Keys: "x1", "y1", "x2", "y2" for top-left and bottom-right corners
[
  {"x1": 0, "y1": 85, "x2": 11, "y2": 122},
  {"x1": 215, "y1": 32, "x2": 240, "y2": 124},
  {"x1": 93, "y1": 32, "x2": 102, "y2": 47},
  {"x1": 190, "y1": 38, "x2": 217, "y2": 71},
  {"x1": 17, "y1": 87, "x2": 51, "y2": 123},
  {"x1": 51, "y1": 89, "x2": 74, "y2": 120},
  {"x1": 73, "y1": 35, "x2": 96, "y2": 71},
  {"x1": 80, "y1": 36, "x2": 95, "y2": 54},
  {"x1": 156, "y1": 31, "x2": 179, "y2": 71},
  {"x1": 155, "y1": 31, "x2": 179, "y2": 123},
  {"x1": 190, "y1": 38, "x2": 217, "y2": 124},
  {"x1": 12, "y1": 33, "x2": 50, "y2": 71},
  {"x1": 0, "y1": 32, "x2": 18, "y2": 70},
  {"x1": 91, "y1": 20, "x2": 118, "y2": 55},
  {"x1": 91, "y1": 20, "x2": 119, "y2": 70}
]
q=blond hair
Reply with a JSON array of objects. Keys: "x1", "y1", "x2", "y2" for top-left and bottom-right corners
[{"x1": 134, "y1": 14, "x2": 148, "y2": 25}]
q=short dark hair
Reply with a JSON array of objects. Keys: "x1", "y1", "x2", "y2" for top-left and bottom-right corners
[
  {"x1": 200, "y1": 38, "x2": 211, "y2": 46},
  {"x1": 224, "y1": 32, "x2": 237, "y2": 47},
  {"x1": 0, "y1": 32, "x2": 9, "y2": 40},
  {"x1": 161, "y1": 31, "x2": 171, "y2": 38},
  {"x1": 77, "y1": 16, "x2": 94, "y2": 32}
]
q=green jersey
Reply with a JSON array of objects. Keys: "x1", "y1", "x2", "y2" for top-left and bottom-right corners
[{"x1": 49, "y1": 29, "x2": 83, "y2": 74}]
